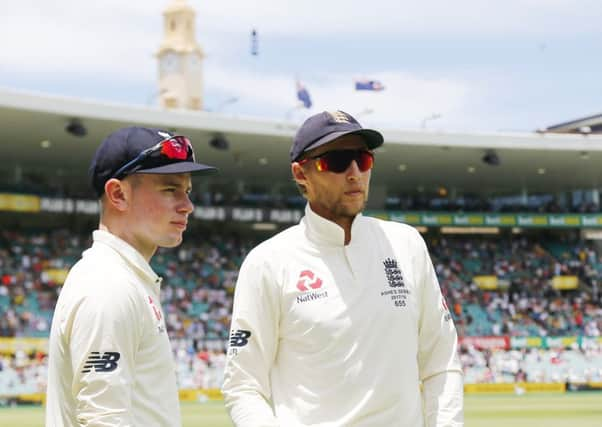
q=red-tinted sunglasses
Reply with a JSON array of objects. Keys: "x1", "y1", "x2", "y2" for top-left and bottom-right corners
[
  {"x1": 299, "y1": 149, "x2": 374, "y2": 173},
  {"x1": 111, "y1": 136, "x2": 195, "y2": 179}
]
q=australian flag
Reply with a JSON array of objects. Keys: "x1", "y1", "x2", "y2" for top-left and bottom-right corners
[
  {"x1": 296, "y1": 81, "x2": 312, "y2": 108},
  {"x1": 355, "y1": 79, "x2": 385, "y2": 91}
]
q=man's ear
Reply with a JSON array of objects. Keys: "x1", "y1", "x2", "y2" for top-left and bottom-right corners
[
  {"x1": 104, "y1": 178, "x2": 130, "y2": 212},
  {"x1": 291, "y1": 162, "x2": 307, "y2": 186}
]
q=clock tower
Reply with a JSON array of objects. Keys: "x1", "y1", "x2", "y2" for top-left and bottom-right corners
[{"x1": 157, "y1": 0, "x2": 204, "y2": 110}]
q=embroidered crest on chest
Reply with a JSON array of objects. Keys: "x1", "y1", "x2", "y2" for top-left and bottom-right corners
[
  {"x1": 380, "y1": 257, "x2": 410, "y2": 309},
  {"x1": 383, "y1": 257, "x2": 404, "y2": 288}
]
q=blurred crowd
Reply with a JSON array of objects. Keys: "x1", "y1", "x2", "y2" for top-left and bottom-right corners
[
  {"x1": 1, "y1": 228, "x2": 601, "y2": 395},
  {"x1": 3, "y1": 343, "x2": 600, "y2": 396},
  {"x1": 461, "y1": 344, "x2": 602, "y2": 384},
  {"x1": 5, "y1": 179, "x2": 602, "y2": 213},
  {"x1": 430, "y1": 236, "x2": 602, "y2": 338}
]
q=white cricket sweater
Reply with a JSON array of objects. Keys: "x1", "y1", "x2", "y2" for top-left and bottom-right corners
[
  {"x1": 46, "y1": 230, "x2": 181, "y2": 427},
  {"x1": 222, "y1": 205, "x2": 463, "y2": 426}
]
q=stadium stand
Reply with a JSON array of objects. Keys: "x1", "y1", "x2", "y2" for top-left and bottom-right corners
[
  {"x1": 1, "y1": 227, "x2": 601, "y2": 398},
  {"x1": 3, "y1": 180, "x2": 602, "y2": 213},
  {"x1": 430, "y1": 235, "x2": 602, "y2": 337},
  {"x1": 460, "y1": 346, "x2": 602, "y2": 384}
]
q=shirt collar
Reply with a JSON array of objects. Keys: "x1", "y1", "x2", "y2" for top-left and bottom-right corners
[
  {"x1": 91, "y1": 229, "x2": 162, "y2": 289},
  {"x1": 303, "y1": 203, "x2": 365, "y2": 247}
]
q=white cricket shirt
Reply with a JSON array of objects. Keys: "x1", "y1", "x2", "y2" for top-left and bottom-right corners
[
  {"x1": 46, "y1": 230, "x2": 181, "y2": 427},
  {"x1": 222, "y1": 205, "x2": 463, "y2": 426}
]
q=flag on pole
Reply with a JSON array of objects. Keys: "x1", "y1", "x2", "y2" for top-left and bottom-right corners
[
  {"x1": 250, "y1": 28, "x2": 258, "y2": 56},
  {"x1": 296, "y1": 81, "x2": 312, "y2": 108},
  {"x1": 354, "y1": 79, "x2": 385, "y2": 91}
]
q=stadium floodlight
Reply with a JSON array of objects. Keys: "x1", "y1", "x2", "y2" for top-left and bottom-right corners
[
  {"x1": 65, "y1": 119, "x2": 87, "y2": 137},
  {"x1": 209, "y1": 134, "x2": 229, "y2": 151},
  {"x1": 482, "y1": 150, "x2": 500, "y2": 166}
]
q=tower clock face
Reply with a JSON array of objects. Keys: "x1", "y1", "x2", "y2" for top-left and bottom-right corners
[{"x1": 160, "y1": 52, "x2": 179, "y2": 74}]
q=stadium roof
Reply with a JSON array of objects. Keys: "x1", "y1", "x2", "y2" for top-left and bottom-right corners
[
  {"x1": 3, "y1": 87, "x2": 602, "y2": 201},
  {"x1": 540, "y1": 113, "x2": 602, "y2": 135}
]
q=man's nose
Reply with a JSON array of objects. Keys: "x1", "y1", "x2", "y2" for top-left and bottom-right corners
[
  {"x1": 179, "y1": 194, "x2": 194, "y2": 214},
  {"x1": 346, "y1": 160, "x2": 362, "y2": 180}
]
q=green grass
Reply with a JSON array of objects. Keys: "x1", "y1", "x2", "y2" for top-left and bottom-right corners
[
  {"x1": 0, "y1": 402, "x2": 232, "y2": 427},
  {"x1": 466, "y1": 393, "x2": 602, "y2": 427},
  {"x1": 3, "y1": 393, "x2": 601, "y2": 426},
  {"x1": 181, "y1": 401, "x2": 233, "y2": 426}
]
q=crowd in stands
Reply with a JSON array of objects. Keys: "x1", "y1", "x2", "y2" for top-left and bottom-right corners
[
  {"x1": 0, "y1": 228, "x2": 601, "y2": 397},
  {"x1": 460, "y1": 345, "x2": 602, "y2": 384},
  {"x1": 430, "y1": 235, "x2": 602, "y2": 338},
  {"x1": 0, "y1": 349, "x2": 47, "y2": 398},
  {"x1": 384, "y1": 194, "x2": 602, "y2": 214},
  {"x1": 153, "y1": 190, "x2": 602, "y2": 214},
  {"x1": 5, "y1": 181, "x2": 602, "y2": 213}
]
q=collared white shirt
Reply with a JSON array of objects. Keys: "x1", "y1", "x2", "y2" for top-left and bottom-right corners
[
  {"x1": 222, "y1": 205, "x2": 463, "y2": 427},
  {"x1": 46, "y1": 230, "x2": 181, "y2": 427}
]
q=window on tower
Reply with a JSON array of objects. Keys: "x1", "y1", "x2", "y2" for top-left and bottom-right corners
[{"x1": 165, "y1": 97, "x2": 178, "y2": 109}]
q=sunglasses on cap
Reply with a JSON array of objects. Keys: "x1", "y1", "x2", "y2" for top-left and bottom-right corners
[
  {"x1": 298, "y1": 149, "x2": 374, "y2": 173},
  {"x1": 111, "y1": 135, "x2": 195, "y2": 179}
]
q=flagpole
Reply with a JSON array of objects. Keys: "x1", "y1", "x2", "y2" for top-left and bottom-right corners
[
  {"x1": 421, "y1": 113, "x2": 442, "y2": 129},
  {"x1": 355, "y1": 108, "x2": 374, "y2": 118},
  {"x1": 285, "y1": 104, "x2": 303, "y2": 120},
  {"x1": 211, "y1": 96, "x2": 239, "y2": 112}
]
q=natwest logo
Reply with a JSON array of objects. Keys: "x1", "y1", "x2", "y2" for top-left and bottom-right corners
[{"x1": 296, "y1": 270, "x2": 323, "y2": 292}]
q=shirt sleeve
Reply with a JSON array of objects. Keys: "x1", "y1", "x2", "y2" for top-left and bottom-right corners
[
  {"x1": 221, "y1": 248, "x2": 281, "y2": 427},
  {"x1": 423, "y1": 371, "x2": 464, "y2": 427},
  {"x1": 415, "y1": 231, "x2": 464, "y2": 423},
  {"x1": 67, "y1": 286, "x2": 141, "y2": 426}
]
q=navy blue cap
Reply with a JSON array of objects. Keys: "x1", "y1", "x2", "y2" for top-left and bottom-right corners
[
  {"x1": 89, "y1": 126, "x2": 217, "y2": 197},
  {"x1": 290, "y1": 110, "x2": 384, "y2": 161}
]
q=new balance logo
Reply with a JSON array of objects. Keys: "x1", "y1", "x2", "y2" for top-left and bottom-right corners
[
  {"x1": 81, "y1": 352, "x2": 121, "y2": 373},
  {"x1": 229, "y1": 329, "x2": 251, "y2": 347}
]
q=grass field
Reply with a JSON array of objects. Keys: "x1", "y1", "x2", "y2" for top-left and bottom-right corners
[{"x1": 3, "y1": 392, "x2": 601, "y2": 426}]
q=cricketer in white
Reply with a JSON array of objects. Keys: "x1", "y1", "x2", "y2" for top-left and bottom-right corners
[
  {"x1": 45, "y1": 230, "x2": 180, "y2": 426},
  {"x1": 222, "y1": 204, "x2": 464, "y2": 426}
]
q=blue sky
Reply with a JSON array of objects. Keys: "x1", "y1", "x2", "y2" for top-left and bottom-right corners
[{"x1": 2, "y1": 0, "x2": 601, "y2": 132}]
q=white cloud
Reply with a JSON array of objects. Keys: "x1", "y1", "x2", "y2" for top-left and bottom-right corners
[
  {"x1": 204, "y1": 64, "x2": 469, "y2": 128},
  {"x1": 200, "y1": 0, "x2": 602, "y2": 37},
  {"x1": 1, "y1": 1, "x2": 163, "y2": 77},
  {"x1": 3, "y1": 0, "x2": 601, "y2": 78},
  {"x1": 1, "y1": 0, "x2": 600, "y2": 131},
  {"x1": 309, "y1": 72, "x2": 468, "y2": 128},
  {"x1": 205, "y1": 63, "x2": 296, "y2": 110}
]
